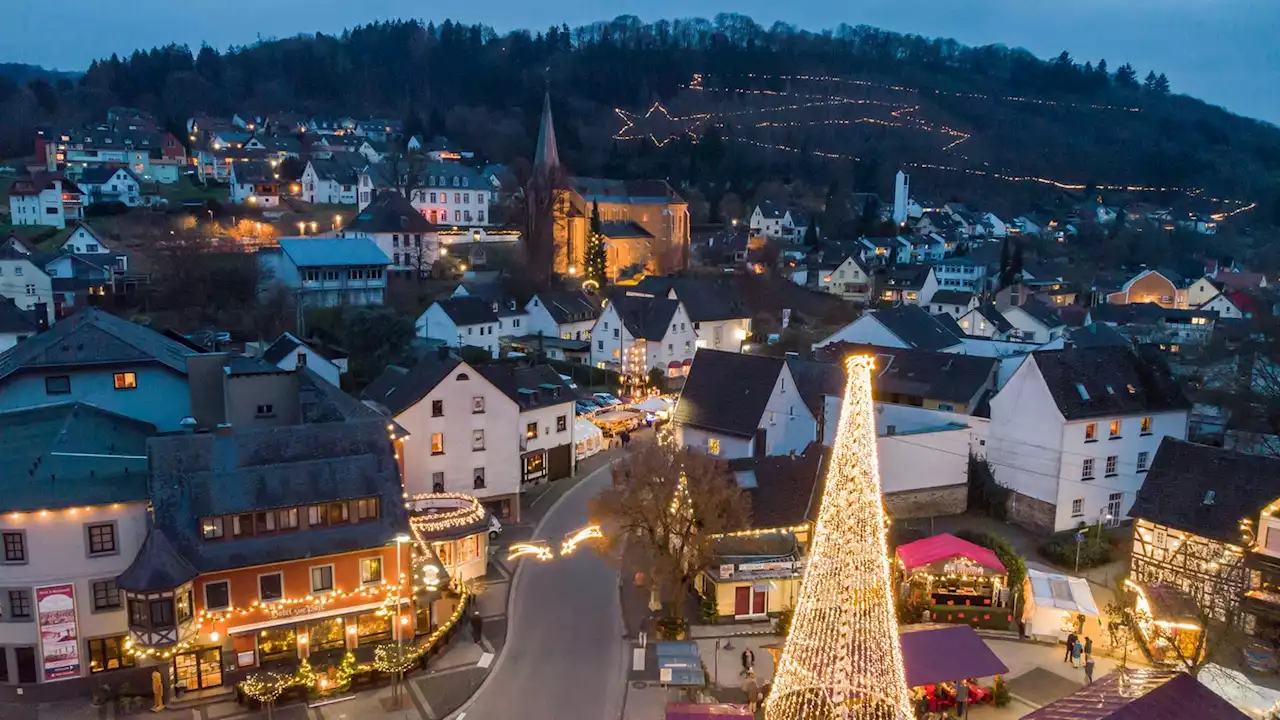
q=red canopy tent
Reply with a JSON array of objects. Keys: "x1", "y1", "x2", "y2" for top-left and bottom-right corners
[
  {"x1": 896, "y1": 534, "x2": 1007, "y2": 575},
  {"x1": 896, "y1": 534, "x2": 1009, "y2": 621}
]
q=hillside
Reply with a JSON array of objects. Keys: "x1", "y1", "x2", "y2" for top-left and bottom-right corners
[{"x1": 2, "y1": 16, "x2": 1278, "y2": 222}]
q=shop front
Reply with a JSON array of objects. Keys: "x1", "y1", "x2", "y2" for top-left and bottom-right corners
[
  {"x1": 896, "y1": 534, "x2": 1008, "y2": 623},
  {"x1": 214, "y1": 598, "x2": 416, "y2": 671},
  {"x1": 699, "y1": 534, "x2": 805, "y2": 621}
]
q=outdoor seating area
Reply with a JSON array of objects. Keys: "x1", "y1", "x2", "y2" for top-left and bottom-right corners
[
  {"x1": 897, "y1": 534, "x2": 1009, "y2": 628},
  {"x1": 900, "y1": 625, "x2": 1009, "y2": 715}
]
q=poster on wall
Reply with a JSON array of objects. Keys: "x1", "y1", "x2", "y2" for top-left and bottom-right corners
[{"x1": 36, "y1": 583, "x2": 81, "y2": 681}]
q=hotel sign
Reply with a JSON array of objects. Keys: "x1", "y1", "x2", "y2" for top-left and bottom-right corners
[{"x1": 36, "y1": 584, "x2": 81, "y2": 681}]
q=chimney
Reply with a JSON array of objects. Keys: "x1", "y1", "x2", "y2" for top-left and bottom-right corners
[{"x1": 186, "y1": 353, "x2": 230, "y2": 431}]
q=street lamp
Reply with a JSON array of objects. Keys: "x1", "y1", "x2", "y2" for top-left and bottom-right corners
[
  {"x1": 296, "y1": 221, "x2": 306, "y2": 236},
  {"x1": 334, "y1": 214, "x2": 342, "y2": 231},
  {"x1": 391, "y1": 533, "x2": 412, "y2": 707}
]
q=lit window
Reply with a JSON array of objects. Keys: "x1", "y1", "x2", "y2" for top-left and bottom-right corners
[
  {"x1": 708, "y1": 438, "x2": 720, "y2": 456},
  {"x1": 526, "y1": 422, "x2": 538, "y2": 440},
  {"x1": 1084, "y1": 423, "x2": 1097, "y2": 441},
  {"x1": 431, "y1": 433, "x2": 444, "y2": 455},
  {"x1": 360, "y1": 557, "x2": 383, "y2": 585},
  {"x1": 1109, "y1": 420, "x2": 1121, "y2": 438},
  {"x1": 1140, "y1": 416, "x2": 1152, "y2": 435}
]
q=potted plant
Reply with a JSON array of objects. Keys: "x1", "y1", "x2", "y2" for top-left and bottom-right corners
[{"x1": 656, "y1": 616, "x2": 688, "y2": 640}]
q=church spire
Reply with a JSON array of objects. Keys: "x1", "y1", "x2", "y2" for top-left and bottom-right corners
[{"x1": 534, "y1": 91, "x2": 561, "y2": 172}]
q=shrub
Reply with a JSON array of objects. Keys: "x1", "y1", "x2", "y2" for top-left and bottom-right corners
[
  {"x1": 928, "y1": 604, "x2": 1012, "y2": 631},
  {"x1": 1039, "y1": 526, "x2": 1114, "y2": 570},
  {"x1": 656, "y1": 615, "x2": 688, "y2": 640},
  {"x1": 967, "y1": 455, "x2": 1010, "y2": 520},
  {"x1": 700, "y1": 595, "x2": 719, "y2": 624},
  {"x1": 776, "y1": 606, "x2": 794, "y2": 637},
  {"x1": 992, "y1": 675, "x2": 1011, "y2": 707}
]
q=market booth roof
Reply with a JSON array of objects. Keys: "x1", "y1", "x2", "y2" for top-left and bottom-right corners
[
  {"x1": 1027, "y1": 569, "x2": 1100, "y2": 616},
  {"x1": 1021, "y1": 668, "x2": 1246, "y2": 720},
  {"x1": 665, "y1": 704, "x2": 752, "y2": 719},
  {"x1": 896, "y1": 533, "x2": 1007, "y2": 575},
  {"x1": 899, "y1": 625, "x2": 1009, "y2": 687}
]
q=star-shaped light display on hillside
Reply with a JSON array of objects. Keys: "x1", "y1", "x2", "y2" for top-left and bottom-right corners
[{"x1": 613, "y1": 102, "x2": 712, "y2": 147}]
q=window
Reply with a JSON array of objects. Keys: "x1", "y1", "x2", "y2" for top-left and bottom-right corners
[
  {"x1": 431, "y1": 432, "x2": 444, "y2": 455},
  {"x1": 432, "y1": 399, "x2": 444, "y2": 417},
  {"x1": 1081, "y1": 458, "x2": 1095, "y2": 480},
  {"x1": 1140, "y1": 416, "x2": 1153, "y2": 435},
  {"x1": 360, "y1": 557, "x2": 383, "y2": 585},
  {"x1": 88, "y1": 636, "x2": 133, "y2": 674},
  {"x1": 92, "y1": 579, "x2": 121, "y2": 610},
  {"x1": 203, "y1": 580, "x2": 230, "y2": 611},
  {"x1": 232, "y1": 513, "x2": 254, "y2": 537},
  {"x1": 112, "y1": 372, "x2": 137, "y2": 390},
  {"x1": 3, "y1": 531, "x2": 26, "y2": 563},
  {"x1": 472, "y1": 429, "x2": 485, "y2": 451},
  {"x1": 254, "y1": 511, "x2": 277, "y2": 534},
  {"x1": 1071, "y1": 499, "x2": 1084, "y2": 517},
  {"x1": 557, "y1": 415, "x2": 567, "y2": 432},
  {"x1": 432, "y1": 472, "x2": 445, "y2": 493},
  {"x1": 307, "y1": 505, "x2": 328, "y2": 527},
  {"x1": 310, "y1": 565, "x2": 335, "y2": 594},
  {"x1": 9, "y1": 590, "x2": 30, "y2": 618},
  {"x1": 526, "y1": 422, "x2": 538, "y2": 440},
  {"x1": 259, "y1": 573, "x2": 284, "y2": 602},
  {"x1": 473, "y1": 396, "x2": 485, "y2": 414},
  {"x1": 597, "y1": 340, "x2": 604, "y2": 351},
  {"x1": 1109, "y1": 420, "x2": 1121, "y2": 438},
  {"x1": 87, "y1": 523, "x2": 117, "y2": 555},
  {"x1": 1106, "y1": 455, "x2": 1118, "y2": 476},
  {"x1": 356, "y1": 498, "x2": 378, "y2": 521},
  {"x1": 708, "y1": 438, "x2": 721, "y2": 456},
  {"x1": 201, "y1": 517, "x2": 224, "y2": 540},
  {"x1": 1084, "y1": 423, "x2": 1097, "y2": 442},
  {"x1": 474, "y1": 467, "x2": 486, "y2": 489},
  {"x1": 278, "y1": 507, "x2": 299, "y2": 530},
  {"x1": 1137, "y1": 451, "x2": 1150, "y2": 472},
  {"x1": 13, "y1": 266, "x2": 21, "y2": 276},
  {"x1": 45, "y1": 376, "x2": 71, "y2": 395}
]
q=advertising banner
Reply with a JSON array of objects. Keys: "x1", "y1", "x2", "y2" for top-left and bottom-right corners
[{"x1": 36, "y1": 583, "x2": 81, "y2": 681}]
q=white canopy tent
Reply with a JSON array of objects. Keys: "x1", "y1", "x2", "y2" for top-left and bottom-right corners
[
  {"x1": 575, "y1": 418, "x2": 604, "y2": 461},
  {"x1": 632, "y1": 396, "x2": 675, "y2": 415},
  {"x1": 1021, "y1": 568, "x2": 1100, "y2": 641}
]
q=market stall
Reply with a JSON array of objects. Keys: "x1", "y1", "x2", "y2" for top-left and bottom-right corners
[
  {"x1": 1021, "y1": 568, "x2": 1100, "y2": 642},
  {"x1": 633, "y1": 395, "x2": 676, "y2": 421},
  {"x1": 592, "y1": 409, "x2": 645, "y2": 434},
  {"x1": 575, "y1": 417, "x2": 604, "y2": 461},
  {"x1": 665, "y1": 704, "x2": 753, "y2": 719},
  {"x1": 897, "y1": 534, "x2": 1008, "y2": 618},
  {"x1": 900, "y1": 625, "x2": 1009, "y2": 715},
  {"x1": 1126, "y1": 579, "x2": 1205, "y2": 665}
]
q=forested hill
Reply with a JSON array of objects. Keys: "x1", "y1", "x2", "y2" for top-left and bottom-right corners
[{"x1": 3, "y1": 16, "x2": 1279, "y2": 220}]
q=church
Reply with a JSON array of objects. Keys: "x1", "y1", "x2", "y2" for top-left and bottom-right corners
[{"x1": 534, "y1": 94, "x2": 691, "y2": 280}]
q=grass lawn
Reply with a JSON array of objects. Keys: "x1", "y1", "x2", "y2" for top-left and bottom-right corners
[{"x1": 160, "y1": 176, "x2": 227, "y2": 203}]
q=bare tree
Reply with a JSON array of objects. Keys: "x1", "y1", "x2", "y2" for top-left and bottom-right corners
[{"x1": 588, "y1": 441, "x2": 750, "y2": 619}]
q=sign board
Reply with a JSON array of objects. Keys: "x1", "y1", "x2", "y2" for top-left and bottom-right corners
[
  {"x1": 737, "y1": 559, "x2": 803, "y2": 574},
  {"x1": 660, "y1": 668, "x2": 673, "y2": 683},
  {"x1": 782, "y1": 309, "x2": 792, "y2": 329},
  {"x1": 36, "y1": 584, "x2": 81, "y2": 681},
  {"x1": 719, "y1": 564, "x2": 735, "y2": 579},
  {"x1": 1074, "y1": 533, "x2": 1085, "y2": 543},
  {"x1": 941, "y1": 557, "x2": 987, "y2": 576}
]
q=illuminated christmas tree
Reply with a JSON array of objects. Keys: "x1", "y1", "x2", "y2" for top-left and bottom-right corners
[
  {"x1": 584, "y1": 200, "x2": 607, "y2": 286},
  {"x1": 766, "y1": 355, "x2": 913, "y2": 720}
]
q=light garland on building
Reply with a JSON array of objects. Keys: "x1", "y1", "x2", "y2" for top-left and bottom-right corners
[
  {"x1": 406, "y1": 493, "x2": 488, "y2": 534},
  {"x1": 766, "y1": 355, "x2": 913, "y2": 720}
]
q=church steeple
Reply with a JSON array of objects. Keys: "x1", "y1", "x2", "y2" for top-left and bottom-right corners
[{"x1": 534, "y1": 91, "x2": 561, "y2": 172}]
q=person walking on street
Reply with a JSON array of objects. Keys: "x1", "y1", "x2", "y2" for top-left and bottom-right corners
[
  {"x1": 741, "y1": 647, "x2": 755, "y2": 676},
  {"x1": 1070, "y1": 639, "x2": 1082, "y2": 668},
  {"x1": 1084, "y1": 636, "x2": 1093, "y2": 658},
  {"x1": 954, "y1": 680, "x2": 969, "y2": 718},
  {"x1": 1084, "y1": 655, "x2": 1096, "y2": 683},
  {"x1": 470, "y1": 610, "x2": 484, "y2": 645},
  {"x1": 1065, "y1": 632, "x2": 1078, "y2": 663}
]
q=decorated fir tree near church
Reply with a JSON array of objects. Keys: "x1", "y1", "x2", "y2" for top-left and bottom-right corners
[
  {"x1": 584, "y1": 200, "x2": 608, "y2": 286},
  {"x1": 766, "y1": 355, "x2": 913, "y2": 720}
]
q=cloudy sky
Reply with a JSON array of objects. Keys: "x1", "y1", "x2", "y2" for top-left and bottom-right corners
[{"x1": 7, "y1": 0, "x2": 1278, "y2": 124}]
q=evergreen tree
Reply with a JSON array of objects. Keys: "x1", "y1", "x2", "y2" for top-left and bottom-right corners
[
  {"x1": 1143, "y1": 71, "x2": 1159, "y2": 91},
  {"x1": 1154, "y1": 73, "x2": 1170, "y2": 94},
  {"x1": 998, "y1": 235, "x2": 1012, "y2": 287},
  {"x1": 802, "y1": 221, "x2": 818, "y2": 247},
  {"x1": 1115, "y1": 63, "x2": 1139, "y2": 89},
  {"x1": 584, "y1": 201, "x2": 607, "y2": 285}
]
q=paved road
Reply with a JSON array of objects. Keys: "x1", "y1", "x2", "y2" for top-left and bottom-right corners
[{"x1": 451, "y1": 463, "x2": 626, "y2": 720}]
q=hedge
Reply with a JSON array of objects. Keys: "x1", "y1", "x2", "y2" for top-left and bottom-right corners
[
  {"x1": 1039, "y1": 526, "x2": 1114, "y2": 570},
  {"x1": 928, "y1": 604, "x2": 1013, "y2": 631}
]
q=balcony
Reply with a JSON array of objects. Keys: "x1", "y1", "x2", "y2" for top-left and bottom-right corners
[{"x1": 125, "y1": 583, "x2": 197, "y2": 649}]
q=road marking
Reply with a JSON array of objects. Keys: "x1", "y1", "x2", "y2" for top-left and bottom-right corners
[
  {"x1": 410, "y1": 677, "x2": 438, "y2": 719},
  {"x1": 477, "y1": 652, "x2": 494, "y2": 669}
]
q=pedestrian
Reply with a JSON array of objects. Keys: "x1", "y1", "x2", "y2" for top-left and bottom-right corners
[
  {"x1": 1064, "y1": 632, "x2": 1078, "y2": 663},
  {"x1": 1070, "y1": 638, "x2": 1082, "y2": 668},
  {"x1": 913, "y1": 689, "x2": 930, "y2": 719},
  {"x1": 741, "y1": 647, "x2": 755, "y2": 675},
  {"x1": 1084, "y1": 655, "x2": 1095, "y2": 683},
  {"x1": 1084, "y1": 636, "x2": 1093, "y2": 658},
  {"x1": 742, "y1": 671, "x2": 760, "y2": 712},
  {"x1": 470, "y1": 610, "x2": 483, "y2": 645},
  {"x1": 954, "y1": 680, "x2": 969, "y2": 719}
]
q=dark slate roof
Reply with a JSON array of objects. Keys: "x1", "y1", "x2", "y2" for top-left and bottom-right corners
[
  {"x1": 756, "y1": 201, "x2": 785, "y2": 219},
  {"x1": 817, "y1": 343, "x2": 996, "y2": 404},
  {"x1": 973, "y1": 303, "x2": 1015, "y2": 334},
  {"x1": 436, "y1": 296, "x2": 499, "y2": 326},
  {"x1": 930, "y1": 290, "x2": 973, "y2": 306},
  {"x1": 476, "y1": 363, "x2": 575, "y2": 411},
  {"x1": 0, "y1": 307, "x2": 197, "y2": 381},
  {"x1": 729, "y1": 443, "x2": 828, "y2": 530},
  {"x1": 360, "y1": 355, "x2": 462, "y2": 416},
  {"x1": 226, "y1": 355, "x2": 287, "y2": 376},
  {"x1": 308, "y1": 156, "x2": 363, "y2": 184},
  {"x1": 0, "y1": 296, "x2": 40, "y2": 334},
  {"x1": 345, "y1": 191, "x2": 436, "y2": 234},
  {"x1": 296, "y1": 367, "x2": 398, "y2": 431},
  {"x1": 116, "y1": 529, "x2": 199, "y2": 592},
  {"x1": 1016, "y1": 297, "x2": 1064, "y2": 328},
  {"x1": 870, "y1": 304, "x2": 963, "y2": 351},
  {"x1": 1130, "y1": 438, "x2": 1280, "y2": 544},
  {"x1": 1031, "y1": 346, "x2": 1190, "y2": 421},
  {"x1": 673, "y1": 350, "x2": 784, "y2": 437},
  {"x1": 261, "y1": 333, "x2": 303, "y2": 364},
  {"x1": 78, "y1": 166, "x2": 140, "y2": 186},
  {"x1": 609, "y1": 295, "x2": 680, "y2": 341},
  {"x1": 0, "y1": 403, "x2": 156, "y2": 513},
  {"x1": 599, "y1": 221, "x2": 653, "y2": 240},
  {"x1": 1067, "y1": 323, "x2": 1131, "y2": 349},
  {"x1": 785, "y1": 357, "x2": 845, "y2": 420},
  {"x1": 1021, "y1": 669, "x2": 1245, "y2": 720},
  {"x1": 570, "y1": 177, "x2": 683, "y2": 205},
  {"x1": 231, "y1": 160, "x2": 274, "y2": 184},
  {"x1": 530, "y1": 291, "x2": 600, "y2": 325},
  {"x1": 145, "y1": 420, "x2": 409, "y2": 575},
  {"x1": 629, "y1": 277, "x2": 751, "y2": 323},
  {"x1": 881, "y1": 264, "x2": 934, "y2": 291},
  {"x1": 1092, "y1": 303, "x2": 1216, "y2": 325}
]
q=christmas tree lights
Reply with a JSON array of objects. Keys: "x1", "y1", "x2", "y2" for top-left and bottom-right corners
[{"x1": 766, "y1": 355, "x2": 912, "y2": 720}]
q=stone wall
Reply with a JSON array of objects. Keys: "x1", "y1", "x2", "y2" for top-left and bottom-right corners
[
  {"x1": 1006, "y1": 489, "x2": 1056, "y2": 535},
  {"x1": 884, "y1": 483, "x2": 967, "y2": 519}
]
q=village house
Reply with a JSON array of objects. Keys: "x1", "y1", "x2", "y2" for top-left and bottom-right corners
[
  {"x1": 1089, "y1": 303, "x2": 1217, "y2": 348},
  {"x1": 588, "y1": 294, "x2": 697, "y2": 377},
  {"x1": 7, "y1": 173, "x2": 83, "y2": 229},
  {"x1": 987, "y1": 346, "x2": 1190, "y2": 534},
  {"x1": 928, "y1": 290, "x2": 977, "y2": 320},
  {"x1": 875, "y1": 264, "x2": 939, "y2": 307},
  {"x1": 628, "y1": 277, "x2": 753, "y2": 354},
  {"x1": 957, "y1": 303, "x2": 1015, "y2": 340},
  {"x1": 0, "y1": 247, "x2": 55, "y2": 324},
  {"x1": 300, "y1": 157, "x2": 364, "y2": 204},
  {"x1": 815, "y1": 304, "x2": 964, "y2": 353},
  {"x1": 257, "y1": 332, "x2": 348, "y2": 387},
  {"x1": 75, "y1": 168, "x2": 143, "y2": 207},
  {"x1": 416, "y1": 297, "x2": 502, "y2": 359},
  {"x1": 259, "y1": 238, "x2": 389, "y2": 308},
  {"x1": 858, "y1": 236, "x2": 912, "y2": 266},
  {"x1": 1106, "y1": 269, "x2": 1188, "y2": 309},
  {"x1": 932, "y1": 256, "x2": 987, "y2": 293},
  {"x1": 522, "y1": 290, "x2": 600, "y2": 342},
  {"x1": 814, "y1": 255, "x2": 872, "y2": 304},
  {"x1": 228, "y1": 161, "x2": 281, "y2": 207},
  {"x1": 37, "y1": 128, "x2": 184, "y2": 185},
  {"x1": 1002, "y1": 297, "x2": 1065, "y2": 344},
  {"x1": 339, "y1": 192, "x2": 439, "y2": 276}
]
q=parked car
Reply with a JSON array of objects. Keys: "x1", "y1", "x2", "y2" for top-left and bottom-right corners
[
  {"x1": 593, "y1": 392, "x2": 622, "y2": 407},
  {"x1": 488, "y1": 515, "x2": 503, "y2": 540},
  {"x1": 558, "y1": 374, "x2": 579, "y2": 389},
  {"x1": 1243, "y1": 639, "x2": 1278, "y2": 673},
  {"x1": 575, "y1": 400, "x2": 599, "y2": 415}
]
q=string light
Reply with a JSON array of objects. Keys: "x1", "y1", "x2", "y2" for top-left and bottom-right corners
[
  {"x1": 406, "y1": 493, "x2": 488, "y2": 534},
  {"x1": 507, "y1": 542, "x2": 554, "y2": 562},
  {"x1": 561, "y1": 525, "x2": 603, "y2": 555},
  {"x1": 766, "y1": 355, "x2": 912, "y2": 720}
]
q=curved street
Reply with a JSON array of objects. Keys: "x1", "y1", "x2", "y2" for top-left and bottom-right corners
[{"x1": 452, "y1": 464, "x2": 627, "y2": 720}]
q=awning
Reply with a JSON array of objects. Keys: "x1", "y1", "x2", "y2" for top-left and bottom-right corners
[
  {"x1": 1026, "y1": 569, "x2": 1099, "y2": 616},
  {"x1": 896, "y1": 533, "x2": 1007, "y2": 575},
  {"x1": 594, "y1": 409, "x2": 642, "y2": 424},
  {"x1": 682, "y1": 358, "x2": 692, "y2": 366},
  {"x1": 900, "y1": 625, "x2": 1009, "y2": 687},
  {"x1": 228, "y1": 597, "x2": 410, "y2": 636},
  {"x1": 668, "y1": 361, "x2": 682, "y2": 369},
  {"x1": 633, "y1": 396, "x2": 674, "y2": 413}
]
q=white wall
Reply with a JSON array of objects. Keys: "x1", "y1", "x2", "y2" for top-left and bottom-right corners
[
  {"x1": 0, "y1": 257, "x2": 54, "y2": 323},
  {"x1": 1003, "y1": 307, "x2": 1058, "y2": 344},
  {"x1": 878, "y1": 426, "x2": 970, "y2": 494},
  {"x1": 695, "y1": 318, "x2": 751, "y2": 352},
  {"x1": 0, "y1": 367, "x2": 191, "y2": 431},
  {"x1": 813, "y1": 315, "x2": 909, "y2": 351},
  {"x1": 676, "y1": 425, "x2": 753, "y2": 459},
  {"x1": 520, "y1": 401, "x2": 576, "y2": 475},
  {"x1": 986, "y1": 358, "x2": 1067, "y2": 508},
  {"x1": 758, "y1": 364, "x2": 817, "y2": 455},
  {"x1": 273, "y1": 345, "x2": 342, "y2": 387},
  {"x1": 417, "y1": 304, "x2": 498, "y2": 358},
  {"x1": 644, "y1": 304, "x2": 699, "y2": 372},
  {"x1": 0, "y1": 502, "x2": 148, "y2": 680}
]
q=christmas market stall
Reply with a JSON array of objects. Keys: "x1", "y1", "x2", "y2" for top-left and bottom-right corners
[
  {"x1": 896, "y1": 534, "x2": 1008, "y2": 625},
  {"x1": 899, "y1": 625, "x2": 1009, "y2": 714},
  {"x1": 1021, "y1": 568, "x2": 1099, "y2": 642},
  {"x1": 1125, "y1": 579, "x2": 1206, "y2": 665}
]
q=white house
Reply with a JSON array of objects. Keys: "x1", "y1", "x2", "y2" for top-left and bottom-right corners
[
  {"x1": 672, "y1": 350, "x2": 817, "y2": 459},
  {"x1": 7, "y1": 173, "x2": 82, "y2": 229},
  {"x1": 957, "y1": 304, "x2": 1014, "y2": 340},
  {"x1": 815, "y1": 255, "x2": 872, "y2": 304},
  {"x1": 76, "y1": 167, "x2": 142, "y2": 207},
  {"x1": 749, "y1": 203, "x2": 785, "y2": 238},
  {"x1": 300, "y1": 158, "x2": 363, "y2": 205},
  {"x1": 981, "y1": 212, "x2": 1008, "y2": 238},
  {"x1": 229, "y1": 161, "x2": 280, "y2": 207},
  {"x1": 361, "y1": 163, "x2": 492, "y2": 226},
  {"x1": 523, "y1": 291, "x2": 600, "y2": 342},
  {"x1": 929, "y1": 290, "x2": 977, "y2": 319},
  {"x1": 338, "y1": 191, "x2": 439, "y2": 275},
  {"x1": 0, "y1": 247, "x2": 55, "y2": 324},
  {"x1": 814, "y1": 304, "x2": 964, "y2": 353},
  {"x1": 933, "y1": 257, "x2": 987, "y2": 293},
  {"x1": 907, "y1": 235, "x2": 946, "y2": 263},
  {"x1": 1002, "y1": 298, "x2": 1065, "y2": 344},
  {"x1": 876, "y1": 264, "x2": 938, "y2": 306},
  {"x1": 260, "y1": 238, "x2": 389, "y2": 308},
  {"x1": 589, "y1": 294, "x2": 698, "y2": 377},
  {"x1": 986, "y1": 346, "x2": 1191, "y2": 533},
  {"x1": 259, "y1": 332, "x2": 347, "y2": 387},
  {"x1": 858, "y1": 236, "x2": 912, "y2": 266},
  {"x1": 477, "y1": 363, "x2": 577, "y2": 489},
  {"x1": 417, "y1": 297, "x2": 501, "y2": 358},
  {"x1": 1197, "y1": 292, "x2": 1244, "y2": 319},
  {"x1": 57, "y1": 224, "x2": 115, "y2": 258},
  {"x1": 628, "y1": 277, "x2": 753, "y2": 354}
]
